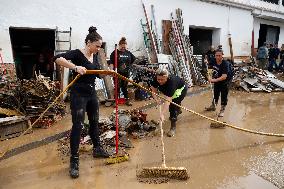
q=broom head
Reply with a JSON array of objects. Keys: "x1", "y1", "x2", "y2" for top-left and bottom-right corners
[
  {"x1": 210, "y1": 121, "x2": 226, "y2": 128},
  {"x1": 105, "y1": 154, "x2": 129, "y2": 165},
  {"x1": 137, "y1": 166, "x2": 189, "y2": 180}
]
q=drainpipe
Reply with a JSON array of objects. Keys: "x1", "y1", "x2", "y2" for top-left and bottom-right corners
[
  {"x1": 252, "y1": 28, "x2": 255, "y2": 56},
  {"x1": 227, "y1": 6, "x2": 234, "y2": 62}
]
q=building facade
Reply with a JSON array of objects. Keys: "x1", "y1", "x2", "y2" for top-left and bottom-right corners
[{"x1": 0, "y1": 0, "x2": 284, "y2": 65}]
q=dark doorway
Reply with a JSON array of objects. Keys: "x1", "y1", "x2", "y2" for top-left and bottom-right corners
[
  {"x1": 189, "y1": 28, "x2": 213, "y2": 55},
  {"x1": 9, "y1": 27, "x2": 55, "y2": 80},
  {"x1": 258, "y1": 24, "x2": 280, "y2": 48}
]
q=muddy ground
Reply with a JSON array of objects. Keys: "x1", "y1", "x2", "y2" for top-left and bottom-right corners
[{"x1": 1, "y1": 91, "x2": 284, "y2": 189}]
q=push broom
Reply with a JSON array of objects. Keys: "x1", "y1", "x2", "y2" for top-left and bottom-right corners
[
  {"x1": 105, "y1": 44, "x2": 129, "y2": 164},
  {"x1": 137, "y1": 105, "x2": 189, "y2": 180}
]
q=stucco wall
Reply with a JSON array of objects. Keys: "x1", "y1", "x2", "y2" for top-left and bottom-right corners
[{"x1": 0, "y1": 0, "x2": 278, "y2": 63}]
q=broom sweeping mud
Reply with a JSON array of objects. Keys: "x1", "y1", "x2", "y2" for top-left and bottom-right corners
[
  {"x1": 105, "y1": 44, "x2": 129, "y2": 164},
  {"x1": 136, "y1": 105, "x2": 189, "y2": 180}
]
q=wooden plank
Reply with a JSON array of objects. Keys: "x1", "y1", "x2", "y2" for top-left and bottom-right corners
[
  {"x1": 0, "y1": 117, "x2": 31, "y2": 141},
  {"x1": 97, "y1": 49, "x2": 114, "y2": 99},
  {"x1": 60, "y1": 67, "x2": 69, "y2": 100},
  {"x1": 162, "y1": 20, "x2": 172, "y2": 55}
]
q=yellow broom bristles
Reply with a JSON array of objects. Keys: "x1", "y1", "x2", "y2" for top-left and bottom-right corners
[
  {"x1": 137, "y1": 167, "x2": 189, "y2": 180},
  {"x1": 105, "y1": 154, "x2": 129, "y2": 165}
]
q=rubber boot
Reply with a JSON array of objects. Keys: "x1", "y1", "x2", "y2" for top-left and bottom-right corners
[
  {"x1": 177, "y1": 108, "x2": 182, "y2": 116},
  {"x1": 153, "y1": 122, "x2": 161, "y2": 136},
  {"x1": 93, "y1": 145, "x2": 111, "y2": 158},
  {"x1": 125, "y1": 99, "x2": 132, "y2": 106},
  {"x1": 218, "y1": 105, "x2": 226, "y2": 117},
  {"x1": 205, "y1": 102, "x2": 216, "y2": 111},
  {"x1": 167, "y1": 120, "x2": 176, "y2": 137},
  {"x1": 69, "y1": 155, "x2": 79, "y2": 179}
]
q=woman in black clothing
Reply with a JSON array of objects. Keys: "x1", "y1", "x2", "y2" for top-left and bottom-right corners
[
  {"x1": 54, "y1": 26, "x2": 110, "y2": 179},
  {"x1": 109, "y1": 37, "x2": 136, "y2": 106},
  {"x1": 150, "y1": 68, "x2": 188, "y2": 137}
]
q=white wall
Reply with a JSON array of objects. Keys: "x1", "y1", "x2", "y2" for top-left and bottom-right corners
[
  {"x1": 0, "y1": 0, "x2": 145, "y2": 62},
  {"x1": 143, "y1": 0, "x2": 253, "y2": 56},
  {"x1": 0, "y1": 0, "x2": 267, "y2": 63},
  {"x1": 254, "y1": 17, "x2": 284, "y2": 47}
]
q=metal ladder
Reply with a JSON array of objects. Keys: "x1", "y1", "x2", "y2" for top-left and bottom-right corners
[
  {"x1": 55, "y1": 27, "x2": 72, "y2": 55},
  {"x1": 54, "y1": 27, "x2": 72, "y2": 81}
]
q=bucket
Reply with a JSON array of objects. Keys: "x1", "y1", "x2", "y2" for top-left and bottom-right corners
[{"x1": 118, "y1": 98, "x2": 126, "y2": 104}]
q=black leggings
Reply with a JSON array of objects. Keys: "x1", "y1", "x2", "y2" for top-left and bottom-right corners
[
  {"x1": 214, "y1": 82, "x2": 230, "y2": 106},
  {"x1": 70, "y1": 92, "x2": 100, "y2": 156},
  {"x1": 169, "y1": 86, "x2": 188, "y2": 121}
]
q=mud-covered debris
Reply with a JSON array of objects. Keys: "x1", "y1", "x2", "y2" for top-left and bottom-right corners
[
  {"x1": 100, "y1": 130, "x2": 116, "y2": 140},
  {"x1": 231, "y1": 59, "x2": 284, "y2": 93},
  {"x1": 0, "y1": 74, "x2": 66, "y2": 128},
  {"x1": 57, "y1": 108, "x2": 156, "y2": 158}
]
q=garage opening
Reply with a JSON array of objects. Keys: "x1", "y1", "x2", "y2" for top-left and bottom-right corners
[
  {"x1": 9, "y1": 27, "x2": 55, "y2": 80},
  {"x1": 189, "y1": 28, "x2": 213, "y2": 55},
  {"x1": 258, "y1": 24, "x2": 280, "y2": 48}
]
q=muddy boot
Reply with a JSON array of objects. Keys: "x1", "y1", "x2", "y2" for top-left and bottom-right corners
[
  {"x1": 218, "y1": 105, "x2": 226, "y2": 117},
  {"x1": 177, "y1": 108, "x2": 182, "y2": 116},
  {"x1": 125, "y1": 99, "x2": 132, "y2": 106},
  {"x1": 205, "y1": 102, "x2": 216, "y2": 111},
  {"x1": 167, "y1": 120, "x2": 176, "y2": 137},
  {"x1": 93, "y1": 145, "x2": 111, "y2": 158},
  {"x1": 153, "y1": 122, "x2": 161, "y2": 135},
  {"x1": 69, "y1": 155, "x2": 79, "y2": 179}
]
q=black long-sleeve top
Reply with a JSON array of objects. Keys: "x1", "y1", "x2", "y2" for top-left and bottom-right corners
[{"x1": 53, "y1": 49, "x2": 101, "y2": 95}]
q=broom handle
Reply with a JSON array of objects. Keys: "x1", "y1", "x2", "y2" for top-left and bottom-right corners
[
  {"x1": 206, "y1": 66, "x2": 215, "y2": 104},
  {"x1": 159, "y1": 105, "x2": 167, "y2": 168},
  {"x1": 115, "y1": 44, "x2": 119, "y2": 155}
]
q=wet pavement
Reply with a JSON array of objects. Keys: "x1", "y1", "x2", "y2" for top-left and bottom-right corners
[{"x1": 0, "y1": 91, "x2": 284, "y2": 189}]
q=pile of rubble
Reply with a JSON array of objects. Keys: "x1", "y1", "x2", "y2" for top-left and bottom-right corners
[
  {"x1": 58, "y1": 109, "x2": 158, "y2": 155},
  {"x1": 0, "y1": 75, "x2": 66, "y2": 128},
  {"x1": 231, "y1": 59, "x2": 284, "y2": 92}
]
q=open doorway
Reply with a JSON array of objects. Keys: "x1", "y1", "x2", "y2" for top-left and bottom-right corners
[
  {"x1": 258, "y1": 24, "x2": 280, "y2": 48},
  {"x1": 189, "y1": 28, "x2": 213, "y2": 55},
  {"x1": 9, "y1": 27, "x2": 55, "y2": 80}
]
